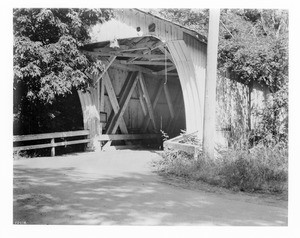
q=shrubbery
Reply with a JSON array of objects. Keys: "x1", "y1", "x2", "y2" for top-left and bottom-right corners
[{"x1": 153, "y1": 142, "x2": 288, "y2": 194}]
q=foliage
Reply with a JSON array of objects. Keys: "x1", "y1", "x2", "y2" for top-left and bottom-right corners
[
  {"x1": 252, "y1": 79, "x2": 288, "y2": 146},
  {"x1": 160, "y1": 130, "x2": 169, "y2": 142},
  {"x1": 154, "y1": 8, "x2": 288, "y2": 90},
  {"x1": 13, "y1": 88, "x2": 84, "y2": 135},
  {"x1": 151, "y1": 9, "x2": 288, "y2": 195},
  {"x1": 218, "y1": 9, "x2": 288, "y2": 92},
  {"x1": 13, "y1": 8, "x2": 112, "y2": 104},
  {"x1": 153, "y1": 143, "x2": 288, "y2": 194},
  {"x1": 177, "y1": 130, "x2": 201, "y2": 146},
  {"x1": 13, "y1": 8, "x2": 112, "y2": 136},
  {"x1": 217, "y1": 10, "x2": 288, "y2": 145},
  {"x1": 152, "y1": 8, "x2": 288, "y2": 147},
  {"x1": 219, "y1": 143, "x2": 288, "y2": 192},
  {"x1": 146, "y1": 8, "x2": 209, "y2": 37}
]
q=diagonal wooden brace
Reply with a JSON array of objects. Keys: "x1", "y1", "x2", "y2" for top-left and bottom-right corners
[
  {"x1": 164, "y1": 83, "x2": 175, "y2": 119},
  {"x1": 138, "y1": 73, "x2": 158, "y2": 132},
  {"x1": 103, "y1": 72, "x2": 129, "y2": 134},
  {"x1": 94, "y1": 56, "x2": 116, "y2": 85},
  {"x1": 106, "y1": 71, "x2": 139, "y2": 134},
  {"x1": 141, "y1": 78, "x2": 165, "y2": 132}
]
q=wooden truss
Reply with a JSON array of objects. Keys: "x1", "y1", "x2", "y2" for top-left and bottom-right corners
[
  {"x1": 89, "y1": 69, "x2": 176, "y2": 136},
  {"x1": 84, "y1": 41, "x2": 179, "y2": 149}
]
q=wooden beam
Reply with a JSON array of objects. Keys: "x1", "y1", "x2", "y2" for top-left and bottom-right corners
[
  {"x1": 93, "y1": 41, "x2": 163, "y2": 54},
  {"x1": 141, "y1": 79, "x2": 165, "y2": 132},
  {"x1": 94, "y1": 56, "x2": 116, "y2": 85},
  {"x1": 99, "y1": 77, "x2": 105, "y2": 135},
  {"x1": 14, "y1": 139, "x2": 90, "y2": 152},
  {"x1": 156, "y1": 65, "x2": 177, "y2": 75},
  {"x1": 163, "y1": 140, "x2": 200, "y2": 156},
  {"x1": 103, "y1": 72, "x2": 128, "y2": 134},
  {"x1": 112, "y1": 61, "x2": 176, "y2": 76},
  {"x1": 158, "y1": 73, "x2": 178, "y2": 76},
  {"x1": 13, "y1": 130, "x2": 90, "y2": 142},
  {"x1": 138, "y1": 73, "x2": 158, "y2": 132},
  {"x1": 137, "y1": 83, "x2": 147, "y2": 116},
  {"x1": 86, "y1": 52, "x2": 165, "y2": 60},
  {"x1": 99, "y1": 78, "x2": 105, "y2": 112},
  {"x1": 168, "y1": 103, "x2": 184, "y2": 135},
  {"x1": 105, "y1": 72, "x2": 134, "y2": 129},
  {"x1": 127, "y1": 41, "x2": 164, "y2": 63},
  {"x1": 112, "y1": 60, "x2": 155, "y2": 75},
  {"x1": 166, "y1": 88, "x2": 183, "y2": 134},
  {"x1": 164, "y1": 83, "x2": 175, "y2": 119},
  {"x1": 106, "y1": 72, "x2": 139, "y2": 134},
  {"x1": 158, "y1": 45, "x2": 175, "y2": 64},
  {"x1": 98, "y1": 134, "x2": 160, "y2": 141},
  {"x1": 121, "y1": 40, "x2": 163, "y2": 53},
  {"x1": 119, "y1": 60, "x2": 173, "y2": 66}
]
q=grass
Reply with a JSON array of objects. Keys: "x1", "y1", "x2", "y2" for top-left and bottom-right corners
[{"x1": 153, "y1": 143, "x2": 288, "y2": 195}]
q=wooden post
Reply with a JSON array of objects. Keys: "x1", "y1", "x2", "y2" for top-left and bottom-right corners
[
  {"x1": 141, "y1": 79, "x2": 164, "y2": 132},
  {"x1": 203, "y1": 9, "x2": 220, "y2": 159},
  {"x1": 99, "y1": 77, "x2": 105, "y2": 134},
  {"x1": 248, "y1": 84, "x2": 253, "y2": 132},
  {"x1": 137, "y1": 83, "x2": 147, "y2": 116},
  {"x1": 164, "y1": 84, "x2": 175, "y2": 119},
  {"x1": 139, "y1": 72, "x2": 158, "y2": 131},
  {"x1": 51, "y1": 138, "x2": 55, "y2": 157}
]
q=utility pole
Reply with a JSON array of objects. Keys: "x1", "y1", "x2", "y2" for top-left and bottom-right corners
[{"x1": 203, "y1": 9, "x2": 220, "y2": 159}]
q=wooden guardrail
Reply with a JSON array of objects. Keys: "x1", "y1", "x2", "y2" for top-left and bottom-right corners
[
  {"x1": 13, "y1": 130, "x2": 90, "y2": 156},
  {"x1": 163, "y1": 132, "x2": 201, "y2": 159}
]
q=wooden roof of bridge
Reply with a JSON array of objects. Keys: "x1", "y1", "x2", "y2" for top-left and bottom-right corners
[{"x1": 81, "y1": 35, "x2": 178, "y2": 76}]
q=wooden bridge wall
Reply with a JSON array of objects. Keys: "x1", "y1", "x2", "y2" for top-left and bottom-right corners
[
  {"x1": 115, "y1": 9, "x2": 207, "y2": 137},
  {"x1": 78, "y1": 9, "x2": 208, "y2": 149},
  {"x1": 77, "y1": 68, "x2": 185, "y2": 150}
]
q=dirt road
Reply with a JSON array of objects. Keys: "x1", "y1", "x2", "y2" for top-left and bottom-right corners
[{"x1": 13, "y1": 150, "x2": 288, "y2": 225}]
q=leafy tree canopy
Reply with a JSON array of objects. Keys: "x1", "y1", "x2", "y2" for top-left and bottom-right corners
[
  {"x1": 151, "y1": 8, "x2": 288, "y2": 92},
  {"x1": 13, "y1": 8, "x2": 112, "y2": 104},
  {"x1": 218, "y1": 9, "x2": 288, "y2": 91}
]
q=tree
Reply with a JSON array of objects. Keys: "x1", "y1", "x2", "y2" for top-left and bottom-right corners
[
  {"x1": 14, "y1": 8, "x2": 112, "y2": 103},
  {"x1": 146, "y1": 8, "x2": 209, "y2": 37},
  {"x1": 13, "y1": 8, "x2": 112, "y2": 135},
  {"x1": 218, "y1": 9, "x2": 288, "y2": 92},
  {"x1": 152, "y1": 8, "x2": 288, "y2": 145}
]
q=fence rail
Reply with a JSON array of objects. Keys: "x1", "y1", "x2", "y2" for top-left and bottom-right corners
[
  {"x1": 163, "y1": 131, "x2": 201, "y2": 159},
  {"x1": 13, "y1": 130, "x2": 90, "y2": 156}
]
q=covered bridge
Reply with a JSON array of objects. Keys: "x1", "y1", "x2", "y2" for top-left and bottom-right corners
[{"x1": 78, "y1": 9, "x2": 211, "y2": 150}]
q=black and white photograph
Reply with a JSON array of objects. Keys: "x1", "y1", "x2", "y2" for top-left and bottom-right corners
[{"x1": 2, "y1": 0, "x2": 299, "y2": 236}]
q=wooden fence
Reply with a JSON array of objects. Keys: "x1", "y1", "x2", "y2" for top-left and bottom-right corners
[
  {"x1": 163, "y1": 132, "x2": 201, "y2": 159},
  {"x1": 13, "y1": 130, "x2": 90, "y2": 157}
]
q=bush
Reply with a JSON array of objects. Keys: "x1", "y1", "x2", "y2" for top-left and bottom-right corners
[{"x1": 153, "y1": 143, "x2": 288, "y2": 194}]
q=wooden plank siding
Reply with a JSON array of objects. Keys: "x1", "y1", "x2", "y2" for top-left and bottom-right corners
[
  {"x1": 115, "y1": 9, "x2": 186, "y2": 41},
  {"x1": 167, "y1": 40, "x2": 203, "y2": 134}
]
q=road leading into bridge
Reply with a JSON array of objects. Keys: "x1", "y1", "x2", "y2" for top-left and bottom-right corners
[{"x1": 13, "y1": 150, "x2": 287, "y2": 225}]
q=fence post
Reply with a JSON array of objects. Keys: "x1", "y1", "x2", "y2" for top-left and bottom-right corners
[{"x1": 51, "y1": 138, "x2": 55, "y2": 157}]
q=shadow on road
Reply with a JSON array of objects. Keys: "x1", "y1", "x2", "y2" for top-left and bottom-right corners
[{"x1": 13, "y1": 161, "x2": 288, "y2": 225}]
